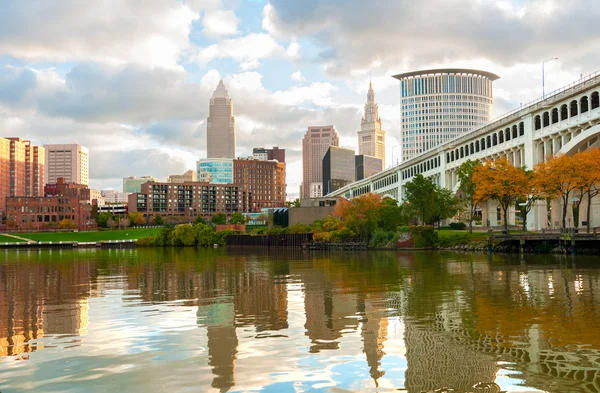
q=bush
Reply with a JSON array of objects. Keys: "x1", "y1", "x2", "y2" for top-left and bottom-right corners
[
  {"x1": 156, "y1": 226, "x2": 174, "y2": 246},
  {"x1": 195, "y1": 223, "x2": 216, "y2": 246},
  {"x1": 313, "y1": 232, "x2": 332, "y2": 242},
  {"x1": 136, "y1": 236, "x2": 156, "y2": 247},
  {"x1": 410, "y1": 226, "x2": 438, "y2": 248},
  {"x1": 449, "y1": 222, "x2": 467, "y2": 230},
  {"x1": 398, "y1": 226, "x2": 410, "y2": 233},
  {"x1": 173, "y1": 224, "x2": 196, "y2": 246},
  {"x1": 369, "y1": 229, "x2": 397, "y2": 248}
]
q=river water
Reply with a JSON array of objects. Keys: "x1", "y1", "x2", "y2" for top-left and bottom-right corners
[{"x1": 1, "y1": 248, "x2": 599, "y2": 393}]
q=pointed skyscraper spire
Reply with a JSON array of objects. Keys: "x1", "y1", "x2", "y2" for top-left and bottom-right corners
[{"x1": 212, "y1": 79, "x2": 230, "y2": 99}]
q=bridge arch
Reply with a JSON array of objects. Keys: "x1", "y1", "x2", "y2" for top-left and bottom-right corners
[
  {"x1": 558, "y1": 123, "x2": 600, "y2": 156},
  {"x1": 592, "y1": 91, "x2": 599, "y2": 109},
  {"x1": 570, "y1": 100, "x2": 578, "y2": 117}
]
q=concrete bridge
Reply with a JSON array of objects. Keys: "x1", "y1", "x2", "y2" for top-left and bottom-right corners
[{"x1": 327, "y1": 70, "x2": 600, "y2": 230}]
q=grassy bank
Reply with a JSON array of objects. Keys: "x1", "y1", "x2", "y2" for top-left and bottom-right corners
[
  {"x1": 9, "y1": 228, "x2": 162, "y2": 243},
  {"x1": 0, "y1": 235, "x2": 28, "y2": 243},
  {"x1": 437, "y1": 229, "x2": 488, "y2": 248}
]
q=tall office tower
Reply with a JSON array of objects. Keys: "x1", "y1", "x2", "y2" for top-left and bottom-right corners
[
  {"x1": 358, "y1": 81, "x2": 386, "y2": 166},
  {"x1": 302, "y1": 126, "x2": 340, "y2": 198},
  {"x1": 44, "y1": 144, "x2": 89, "y2": 185},
  {"x1": 1, "y1": 138, "x2": 45, "y2": 202},
  {"x1": 355, "y1": 155, "x2": 383, "y2": 181},
  {"x1": 207, "y1": 80, "x2": 236, "y2": 159},
  {"x1": 323, "y1": 146, "x2": 356, "y2": 195},
  {"x1": 393, "y1": 68, "x2": 499, "y2": 162},
  {"x1": 123, "y1": 176, "x2": 157, "y2": 193}
]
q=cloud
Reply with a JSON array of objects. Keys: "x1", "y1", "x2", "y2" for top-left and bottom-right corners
[
  {"x1": 262, "y1": 0, "x2": 600, "y2": 76},
  {"x1": 192, "y1": 33, "x2": 289, "y2": 70},
  {"x1": 291, "y1": 71, "x2": 305, "y2": 82},
  {"x1": 0, "y1": 0, "x2": 198, "y2": 68},
  {"x1": 202, "y1": 9, "x2": 240, "y2": 37}
]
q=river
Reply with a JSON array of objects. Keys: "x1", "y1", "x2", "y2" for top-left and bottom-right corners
[{"x1": 1, "y1": 248, "x2": 599, "y2": 392}]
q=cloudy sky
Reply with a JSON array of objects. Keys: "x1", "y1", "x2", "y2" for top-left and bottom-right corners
[{"x1": 1, "y1": 0, "x2": 599, "y2": 198}]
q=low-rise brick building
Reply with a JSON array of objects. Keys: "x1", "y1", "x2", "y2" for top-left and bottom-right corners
[
  {"x1": 128, "y1": 181, "x2": 251, "y2": 220},
  {"x1": 44, "y1": 177, "x2": 90, "y2": 201},
  {"x1": 5, "y1": 196, "x2": 95, "y2": 231}
]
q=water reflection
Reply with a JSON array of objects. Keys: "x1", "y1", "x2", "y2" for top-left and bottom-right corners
[{"x1": 0, "y1": 249, "x2": 600, "y2": 392}]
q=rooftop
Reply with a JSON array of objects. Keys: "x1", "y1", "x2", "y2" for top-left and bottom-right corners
[{"x1": 392, "y1": 68, "x2": 500, "y2": 81}]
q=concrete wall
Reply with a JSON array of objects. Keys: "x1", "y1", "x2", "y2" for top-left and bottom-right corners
[{"x1": 289, "y1": 206, "x2": 336, "y2": 226}]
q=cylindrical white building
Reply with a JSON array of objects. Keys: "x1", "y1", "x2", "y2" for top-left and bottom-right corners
[{"x1": 393, "y1": 68, "x2": 499, "y2": 162}]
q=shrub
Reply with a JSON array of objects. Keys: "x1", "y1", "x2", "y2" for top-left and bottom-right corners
[
  {"x1": 398, "y1": 226, "x2": 410, "y2": 233},
  {"x1": 136, "y1": 236, "x2": 156, "y2": 247},
  {"x1": 449, "y1": 222, "x2": 467, "y2": 230},
  {"x1": 173, "y1": 224, "x2": 196, "y2": 246},
  {"x1": 195, "y1": 223, "x2": 216, "y2": 246},
  {"x1": 156, "y1": 226, "x2": 174, "y2": 246},
  {"x1": 409, "y1": 226, "x2": 438, "y2": 248},
  {"x1": 369, "y1": 229, "x2": 397, "y2": 248},
  {"x1": 313, "y1": 232, "x2": 332, "y2": 242},
  {"x1": 329, "y1": 227, "x2": 355, "y2": 243}
]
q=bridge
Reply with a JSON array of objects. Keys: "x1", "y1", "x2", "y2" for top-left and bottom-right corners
[{"x1": 327, "y1": 70, "x2": 600, "y2": 230}]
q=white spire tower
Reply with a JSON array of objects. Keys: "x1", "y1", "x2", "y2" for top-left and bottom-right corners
[{"x1": 357, "y1": 80, "x2": 385, "y2": 166}]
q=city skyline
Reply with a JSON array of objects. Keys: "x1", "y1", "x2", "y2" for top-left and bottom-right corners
[{"x1": 0, "y1": 1, "x2": 598, "y2": 199}]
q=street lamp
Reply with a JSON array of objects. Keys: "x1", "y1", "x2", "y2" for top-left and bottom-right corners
[
  {"x1": 542, "y1": 57, "x2": 558, "y2": 99},
  {"x1": 391, "y1": 145, "x2": 401, "y2": 167}
]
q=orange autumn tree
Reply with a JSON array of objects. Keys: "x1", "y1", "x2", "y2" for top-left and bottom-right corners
[
  {"x1": 534, "y1": 154, "x2": 581, "y2": 229},
  {"x1": 473, "y1": 157, "x2": 528, "y2": 233},
  {"x1": 576, "y1": 148, "x2": 600, "y2": 232},
  {"x1": 333, "y1": 193, "x2": 384, "y2": 238}
]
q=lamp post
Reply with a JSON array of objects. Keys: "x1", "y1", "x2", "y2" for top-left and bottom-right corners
[
  {"x1": 391, "y1": 145, "x2": 401, "y2": 167},
  {"x1": 542, "y1": 57, "x2": 558, "y2": 99}
]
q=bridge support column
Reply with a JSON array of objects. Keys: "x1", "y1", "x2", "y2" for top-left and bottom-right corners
[
  {"x1": 528, "y1": 200, "x2": 548, "y2": 231},
  {"x1": 483, "y1": 200, "x2": 499, "y2": 228}
]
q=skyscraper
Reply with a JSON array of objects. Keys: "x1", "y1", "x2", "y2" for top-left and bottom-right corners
[
  {"x1": 302, "y1": 125, "x2": 340, "y2": 198},
  {"x1": 207, "y1": 80, "x2": 236, "y2": 159},
  {"x1": 323, "y1": 146, "x2": 356, "y2": 195},
  {"x1": 393, "y1": 68, "x2": 499, "y2": 162},
  {"x1": 358, "y1": 81, "x2": 386, "y2": 166},
  {"x1": 44, "y1": 144, "x2": 89, "y2": 185}
]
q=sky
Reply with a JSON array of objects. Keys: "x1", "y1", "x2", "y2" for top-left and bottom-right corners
[{"x1": 1, "y1": 0, "x2": 599, "y2": 199}]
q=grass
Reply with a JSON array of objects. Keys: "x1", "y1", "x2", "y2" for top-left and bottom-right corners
[
  {"x1": 437, "y1": 229, "x2": 488, "y2": 248},
  {"x1": 0, "y1": 234, "x2": 28, "y2": 243},
  {"x1": 9, "y1": 228, "x2": 162, "y2": 243}
]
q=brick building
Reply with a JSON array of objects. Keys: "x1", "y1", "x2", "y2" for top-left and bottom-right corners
[
  {"x1": 44, "y1": 178, "x2": 90, "y2": 202},
  {"x1": 5, "y1": 196, "x2": 95, "y2": 231},
  {"x1": 128, "y1": 181, "x2": 251, "y2": 220},
  {"x1": 233, "y1": 158, "x2": 286, "y2": 212},
  {"x1": 0, "y1": 137, "x2": 45, "y2": 216}
]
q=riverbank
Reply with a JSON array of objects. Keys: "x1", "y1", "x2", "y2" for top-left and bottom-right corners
[{"x1": 0, "y1": 228, "x2": 161, "y2": 244}]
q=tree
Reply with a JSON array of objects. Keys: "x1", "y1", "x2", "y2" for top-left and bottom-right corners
[
  {"x1": 194, "y1": 223, "x2": 216, "y2": 246},
  {"x1": 404, "y1": 174, "x2": 436, "y2": 224},
  {"x1": 456, "y1": 159, "x2": 482, "y2": 233},
  {"x1": 534, "y1": 154, "x2": 581, "y2": 229},
  {"x1": 91, "y1": 204, "x2": 99, "y2": 219},
  {"x1": 333, "y1": 193, "x2": 384, "y2": 238},
  {"x1": 106, "y1": 219, "x2": 117, "y2": 229},
  {"x1": 153, "y1": 215, "x2": 164, "y2": 226},
  {"x1": 514, "y1": 169, "x2": 542, "y2": 232},
  {"x1": 118, "y1": 217, "x2": 130, "y2": 229},
  {"x1": 474, "y1": 158, "x2": 528, "y2": 233},
  {"x1": 58, "y1": 218, "x2": 77, "y2": 229},
  {"x1": 210, "y1": 212, "x2": 227, "y2": 225},
  {"x1": 194, "y1": 215, "x2": 207, "y2": 225},
  {"x1": 173, "y1": 224, "x2": 196, "y2": 246},
  {"x1": 229, "y1": 212, "x2": 245, "y2": 225},
  {"x1": 576, "y1": 148, "x2": 600, "y2": 232},
  {"x1": 377, "y1": 197, "x2": 409, "y2": 231},
  {"x1": 129, "y1": 212, "x2": 146, "y2": 226},
  {"x1": 430, "y1": 187, "x2": 461, "y2": 228},
  {"x1": 96, "y1": 212, "x2": 112, "y2": 228}
]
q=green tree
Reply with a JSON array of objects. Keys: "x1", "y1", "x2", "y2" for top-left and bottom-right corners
[
  {"x1": 404, "y1": 174, "x2": 437, "y2": 224},
  {"x1": 430, "y1": 187, "x2": 461, "y2": 228},
  {"x1": 173, "y1": 224, "x2": 196, "y2": 246},
  {"x1": 96, "y1": 212, "x2": 112, "y2": 228},
  {"x1": 91, "y1": 204, "x2": 99, "y2": 220},
  {"x1": 194, "y1": 215, "x2": 207, "y2": 225},
  {"x1": 378, "y1": 197, "x2": 409, "y2": 231},
  {"x1": 210, "y1": 212, "x2": 227, "y2": 225},
  {"x1": 153, "y1": 215, "x2": 164, "y2": 226},
  {"x1": 229, "y1": 212, "x2": 245, "y2": 224},
  {"x1": 156, "y1": 226, "x2": 174, "y2": 246},
  {"x1": 195, "y1": 223, "x2": 216, "y2": 246},
  {"x1": 456, "y1": 159, "x2": 482, "y2": 233}
]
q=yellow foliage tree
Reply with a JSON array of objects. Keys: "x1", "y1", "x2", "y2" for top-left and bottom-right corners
[
  {"x1": 58, "y1": 218, "x2": 77, "y2": 229},
  {"x1": 473, "y1": 158, "x2": 528, "y2": 233},
  {"x1": 576, "y1": 148, "x2": 600, "y2": 232},
  {"x1": 534, "y1": 154, "x2": 582, "y2": 229}
]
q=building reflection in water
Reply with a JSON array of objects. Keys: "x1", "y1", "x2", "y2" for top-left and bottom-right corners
[{"x1": 2, "y1": 249, "x2": 600, "y2": 392}]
